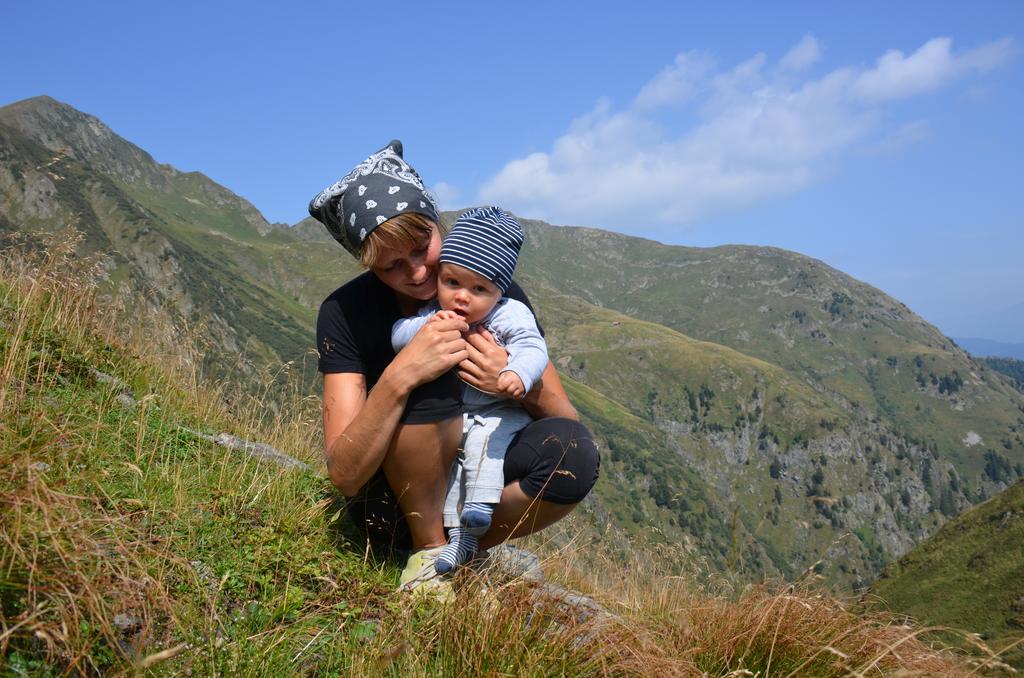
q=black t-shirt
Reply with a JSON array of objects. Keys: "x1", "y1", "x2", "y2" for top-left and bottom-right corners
[{"x1": 316, "y1": 271, "x2": 541, "y2": 424}]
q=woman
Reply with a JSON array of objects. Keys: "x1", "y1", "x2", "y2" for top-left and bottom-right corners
[{"x1": 308, "y1": 140, "x2": 599, "y2": 591}]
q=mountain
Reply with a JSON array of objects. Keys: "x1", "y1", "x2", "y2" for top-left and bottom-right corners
[
  {"x1": 954, "y1": 337, "x2": 1024, "y2": 360},
  {"x1": 3, "y1": 96, "x2": 1024, "y2": 588},
  {"x1": 870, "y1": 479, "x2": 1024, "y2": 669},
  {"x1": 945, "y1": 301, "x2": 1024, "y2": 346},
  {"x1": 516, "y1": 219, "x2": 1022, "y2": 469},
  {"x1": 0, "y1": 96, "x2": 351, "y2": 391},
  {"x1": 513, "y1": 221, "x2": 1024, "y2": 580}
]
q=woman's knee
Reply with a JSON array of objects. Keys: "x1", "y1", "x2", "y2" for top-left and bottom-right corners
[{"x1": 506, "y1": 417, "x2": 600, "y2": 505}]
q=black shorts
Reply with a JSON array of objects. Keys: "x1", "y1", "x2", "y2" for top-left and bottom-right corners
[
  {"x1": 343, "y1": 417, "x2": 600, "y2": 553},
  {"x1": 400, "y1": 370, "x2": 462, "y2": 424}
]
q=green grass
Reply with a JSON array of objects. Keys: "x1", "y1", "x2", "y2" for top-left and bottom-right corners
[
  {"x1": 870, "y1": 478, "x2": 1024, "y2": 669},
  {"x1": 0, "y1": 242, "x2": 628, "y2": 675},
  {"x1": 0, "y1": 198, "x2": 996, "y2": 676},
  {"x1": 0, "y1": 265, "x2": 382, "y2": 673}
]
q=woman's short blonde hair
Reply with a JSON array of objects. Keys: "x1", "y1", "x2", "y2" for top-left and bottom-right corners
[{"x1": 359, "y1": 212, "x2": 446, "y2": 268}]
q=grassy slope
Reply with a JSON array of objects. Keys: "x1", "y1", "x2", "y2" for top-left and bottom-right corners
[
  {"x1": 533, "y1": 287, "x2": 847, "y2": 574},
  {"x1": 870, "y1": 479, "x2": 1024, "y2": 668},
  {"x1": 516, "y1": 220, "x2": 1024, "y2": 490},
  {"x1": 0, "y1": 238, "x2": 979, "y2": 676},
  {"x1": 0, "y1": 249, "x2": 622, "y2": 675},
  {"x1": 528, "y1": 285, "x2": 959, "y2": 585}
]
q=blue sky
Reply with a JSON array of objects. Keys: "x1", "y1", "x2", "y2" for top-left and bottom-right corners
[{"x1": 2, "y1": 1, "x2": 1022, "y2": 340}]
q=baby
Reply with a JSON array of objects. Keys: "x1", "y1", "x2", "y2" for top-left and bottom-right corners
[{"x1": 391, "y1": 206, "x2": 547, "y2": 573}]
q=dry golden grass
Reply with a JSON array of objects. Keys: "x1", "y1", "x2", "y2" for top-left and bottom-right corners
[{"x1": 525, "y1": 526, "x2": 1014, "y2": 676}]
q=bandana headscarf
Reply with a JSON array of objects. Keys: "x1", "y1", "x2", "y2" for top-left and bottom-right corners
[
  {"x1": 308, "y1": 140, "x2": 439, "y2": 258},
  {"x1": 440, "y1": 206, "x2": 523, "y2": 293}
]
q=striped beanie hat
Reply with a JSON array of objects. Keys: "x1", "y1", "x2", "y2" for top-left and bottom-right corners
[{"x1": 440, "y1": 207, "x2": 523, "y2": 293}]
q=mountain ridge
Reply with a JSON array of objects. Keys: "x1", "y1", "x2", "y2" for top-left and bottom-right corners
[{"x1": 0, "y1": 95, "x2": 276, "y2": 236}]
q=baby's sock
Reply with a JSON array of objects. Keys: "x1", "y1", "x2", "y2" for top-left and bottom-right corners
[
  {"x1": 461, "y1": 502, "x2": 495, "y2": 537},
  {"x1": 434, "y1": 527, "x2": 479, "y2": 575}
]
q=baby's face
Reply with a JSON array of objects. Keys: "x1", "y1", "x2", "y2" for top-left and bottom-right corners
[{"x1": 436, "y1": 262, "x2": 502, "y2": 325}]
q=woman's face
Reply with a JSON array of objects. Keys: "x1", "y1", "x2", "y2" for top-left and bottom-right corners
[{"x1": 370, "y1": 226, "x2": 442, "y2": 303}]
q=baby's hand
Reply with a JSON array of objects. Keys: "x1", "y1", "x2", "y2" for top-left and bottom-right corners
[
  {"x1": 431, "y1": 310, "x2": 461, "y2": 323},
  {"x1": 496, "y1": 371, "x2": 526, "y2": 400}
]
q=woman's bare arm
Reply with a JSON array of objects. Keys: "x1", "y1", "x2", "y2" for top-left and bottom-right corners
[
  {"x1": 521, "y1": 361, "x2": 578, "y2": 421},
  {"x1": 323, "y1": 316, "x2": 468, "y2": 495},
  {"x1": 457, "y1": 328, "x2": 578, "y2": 421}
]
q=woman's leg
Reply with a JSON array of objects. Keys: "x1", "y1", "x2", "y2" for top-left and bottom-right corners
[
  {"x1": 478, "y1": 417, "x2": 600, "y2": 550},
  {"x1": 381, "y1": 417, "x2": 463, "y2": 549},
  {"x1": 479, "y1": 482, "x2": 579, "y2": 548}
]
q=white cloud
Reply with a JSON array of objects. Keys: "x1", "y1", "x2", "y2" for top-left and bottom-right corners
[
  {"x1": 479, "y1": 36, "x2": 1013, "y2": 232},
  {"x1": 780, "y1": 35, "x2": 822, "y2": 71},
  {"x1": 633, "y1": 51, "x2": 715, "y2": 109},
  {"x1": 852, "y1": 37, "x2": 1014, "y2": 102},
  {"x1": 429, "y1": 181, "x2": 461, "y2": 211}
]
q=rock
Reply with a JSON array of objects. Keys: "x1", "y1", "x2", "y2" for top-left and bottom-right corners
[
  {"x1": 962, "y1": 431, "x2": 983, "y2": 447},
  {"x1": 476, "y1": 545, "x2": 544, "y2": 583},
  {"x1": 176, "y1": 426, "x2": 216, "y2": 443},
  {"x1": 90, "y1": 368, "x2": 148, "y2": 411},
  {"x1": 529, "y1": 581, "x2": 620, "y2": 650},
  {"x1": 90, "y1": 368, "x2": 132, "y2": 397},
  {"x1": 189, "y1": 560, "x2": 218, "y2": 594},
  {"x1": 113, "y1": 613, "x2": 143, "y2": 632},
  {"x1": 211, "y1": 433, "x2": 311, "y2": 472},
  {"x1": 534, "y1": 582, "x2": 607, "y2": 621},
  {"x1": 115, "y1": 392, "x2": 138, "y2": 409},
  {"x1": 471, "y1": 545, "x2": 615, "y2": 646}
]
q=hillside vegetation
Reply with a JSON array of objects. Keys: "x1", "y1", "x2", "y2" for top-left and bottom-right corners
[
  {"x1": 0, "y1": 220, "x2": 991, "y2": 676},
  {"x1": 517, "y1": 219, "x2": 1024, "y2": 491},
  {"x1": 870, "y1": 478, "x2": 1024, "y2": 669},
  {"x1": 982, "y1": 356, "x2": 1024, "y2": 391}
]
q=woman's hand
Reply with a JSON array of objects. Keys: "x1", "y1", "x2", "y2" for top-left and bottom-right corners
[
  {"x1": 457, "y1": 326, "x2": 510, "y2": 394},
  {"x1": 458, "y1": 327, "x2": 579, "y2": 420},
  {"x1": 390, "y1": 314, "x2": 469, "y2": 391}
]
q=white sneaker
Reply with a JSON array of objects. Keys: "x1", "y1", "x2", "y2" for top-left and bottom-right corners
[{"x1": 397, "y1": 546, "x2": 453, "y2": 601}]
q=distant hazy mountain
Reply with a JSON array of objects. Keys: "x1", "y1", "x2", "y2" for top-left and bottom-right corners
[
  {"x1": 3, "y1": 95, "x2": 1024, "y2": 589},
  {"x1": 945, "y1": 301, "x2": 1024, "y2": 345},
  {"x1": 953, "y1": 337, "x2": 1024, "y2": 360}
]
